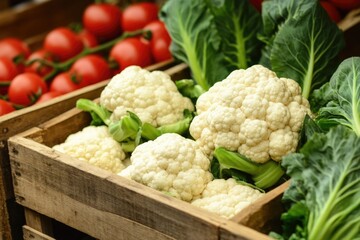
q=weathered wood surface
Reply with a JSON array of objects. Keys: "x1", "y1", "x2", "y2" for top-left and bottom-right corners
[
  {"x1": 23, "y1": 225, "x2": 56, "y2": 240},
  {"x1": 232, "y1": 181, "x2": 290, "y2": 235},
  {"x1": 9, "y1": 135, "x2": 222, "y2": 240}
]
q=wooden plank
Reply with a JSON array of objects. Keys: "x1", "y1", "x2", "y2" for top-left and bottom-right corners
[
  {"x1": 231, "y1": 181, "x2": 290, "y2": 234},
  {"x1": 0, "y1": 0, "x2": 93, "y2": 40},
  {"x1": 23, "y1": 225, "x2": 56, "y2": 240},
  {"x1": 24, "y1": 209, "x2": 53, "y2": 237},
  {"x1": 219, "y1": 221, "x2": 271, "y2": 240},
  {"x1": 8, "y1": 135, "x2": 226, "y2": 240}
]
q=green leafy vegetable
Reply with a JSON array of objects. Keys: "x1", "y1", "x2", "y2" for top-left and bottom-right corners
[
  {"x1": 260, "y1": 0, "x2": 345, "y2": 99},
  {"x1": 212, "y1": 147, "x2": 285, "y2": 190},
  {"x1": 273, "y1": 126, "x2": 360, "y2": 240},
  {"x1": 314, "y1": 57, "x2": 360, "y2": 136},
  {"x1": 297, "y1": 114, "x2": 325, "y2": 150},
  {"x1": 160, "y1": 0, "x2": 262, "y2": 90},
  {"x1": 207, "y1": 0, "x2": 262, "y2": 69}
]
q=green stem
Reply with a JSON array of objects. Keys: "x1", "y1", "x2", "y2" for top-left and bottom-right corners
[
  {"x1": 302, "y1": 20, "x2": 315, "y2": 99},
  {"x1": 213, "y1": 147, "x2": 285, "y2": 189},
  {"x1": 0, "y1": 81, "x2": 11, "y2": 87},
  {"x1": 351, "y1": 63, "x2": 360, "y2": 136}
]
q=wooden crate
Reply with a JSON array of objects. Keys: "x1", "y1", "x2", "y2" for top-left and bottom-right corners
[
  {"x1": 0, "y1": 60, "x2": 178, "y2": 240},
  {"x1": 3, "y1": 4, "x2": 360, "y2": 240},
  {"x1": 0, "y1": 0, "x2": 93, "y2": 41},
  {"x1": 7, "y1": 93, "x2": 272, "y2": 240}
]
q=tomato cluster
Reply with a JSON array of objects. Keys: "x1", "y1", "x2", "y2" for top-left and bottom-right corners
[{"x1": 0, "y1": 1, "x2": 172, "y2": 117}]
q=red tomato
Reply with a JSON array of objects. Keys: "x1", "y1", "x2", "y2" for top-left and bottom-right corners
[
  {"x1": 0, "y1": 99, "x2": 15, "y2": 116},
  {"x1": 329, "y1": 0, "x2": 360, "y2": 10},
  {"x1": 0, "y1": 38, "x2": 30, "y2": 61},
  {"x1": 122, "y1": 2, "x2": 159, "y2": 31},
  {"x1": 110, "y1": 37, "x2": 153, "y2": 73},
  {"x1": 0, "y1": 38, "x2": 31, "y2": 73},
  {"x1": 69, "y1": 54, "x2": 111, "y2": 87},
  {"x1": 321, "y1": 1, "x2": 342, "y2": 23},
  {"x1": 0, "y1": 56, "x2": 18, "y2": 95},
  {"x1": 143, "y1": 20, "x2": 172, "y2": 62},
  {"x1": 8, "y1": 73, "x2": 48, "y2": 106},
  {"x1": 50, "y1": 72, "x2": 81, "y2": 94},
  {"x1": 44, "y1": 27, "x2": 84, "y2": 62},
  {"x1": 35, "y1": 91, "x2": 63, "y2": 104},
  {"x1": 25, "y1": 49, "x2": 55, "y2": 77},
  {"x1": 78, "y1": 29, "x2": 99, "y2": 48},
  {"x1": 83, "y1": 3, "x2": 122, "y2": 42},
  {"x1": 249, "y1": 0, "x2": 263, "y2": 12}
]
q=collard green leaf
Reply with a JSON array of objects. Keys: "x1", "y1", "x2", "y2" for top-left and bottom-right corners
[
  {"x1": 278, "y1": 126, "x2": 360, "y2": 240},
  {"x1": 208, "y1": 0, "x2": 262, "y2": 69},
  {"x1": 160, "y1": 0, "x2": 228, "y2": 90},
  {"x1": 316, "y1": 57, "x2": 360, "y2": 136},
  {"x1": 260, "y1": 0, "x2": 344, "y2": 99},
  {"x1": 259, "y1": 0, "x2": 316, "y2": 68}
]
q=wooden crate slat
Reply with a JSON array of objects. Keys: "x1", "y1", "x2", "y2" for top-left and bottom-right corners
[
  {"x1": 0, "y1": 0, "x2": 93, "y2": 40},
  {"x1": 219, "y1": 221, "x2": 271, "y2": 240},
  {"x1": 23, "y1": 225, "x2": 56, "y2": 240},
  {"x1": 232, "y1": 181, "x2": 290, "y2": 234},
  {"x1": 9, "y1": 136, "x2": 224, "y2": 240}
]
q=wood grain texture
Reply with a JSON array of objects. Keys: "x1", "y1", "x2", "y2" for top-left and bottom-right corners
[
  {"x1": 219, "y1": 221, "x2": 271, "y2": 240},
  {"x1": 23, "y1": 225, "x2": 56, "y2": 240},
  {"x1": 232, "y1": 181, "x2": 290, "y2": 234},
  {"x1": 0, "y1": 0, "x2": 93, "y2": 40},
  {"x1": 25, "y1": 209, "x2": 53, "y2": 236},
  {"x1": 8, "y1": 136, "x2": 224, "y2": 240}
]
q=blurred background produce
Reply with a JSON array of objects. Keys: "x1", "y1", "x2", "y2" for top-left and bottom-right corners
[{"x1": 0, "y1": 0, "x2": 173, "y2": 117}]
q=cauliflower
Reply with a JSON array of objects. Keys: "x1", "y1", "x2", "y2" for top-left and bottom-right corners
[
  {"x1": 53, "y1": 125, "x2": 126, "y2": 173},
  {"x1": 190, "y1": 65, "x2": 312, "y2": 163},
  {"x1": 191, "y1": 178, "x2": 264, "y2": 219},
  {"x1": 100, "y1": 66, "x2": 194, "y2": 127},
  {"x1": 119, "y1": 133, "x2": 213, "y2": 202}
]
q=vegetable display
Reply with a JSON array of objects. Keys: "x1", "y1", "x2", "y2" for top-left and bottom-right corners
[{"x1": 5, "y1": 0, "x2": 359, "y2": 235}]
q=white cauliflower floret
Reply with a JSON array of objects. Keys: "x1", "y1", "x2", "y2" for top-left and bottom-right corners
[
  {"x1": 190, "y1": 65, "x2": 312, "y2": 163},
  {"x1": 191, "y1": 178, "x2": 264, "y2": 219},
  {"x1": 100, "y1": 66, "x2": 194, "y2": 127},
  {"x1": 53, "y1": 125, "x2": 126, "y2": 173},
  {"x1": 118, "y1": 133, "x2": 213, "y2": 202}
]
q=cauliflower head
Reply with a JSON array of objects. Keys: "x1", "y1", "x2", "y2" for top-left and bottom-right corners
[
  {"x1": 118, "y1": 133, "x2": 213, "y2": 202},
  {"x1": 190, "y1": 65, "x2": 312, "y2": 163},
  {"x1": 53, "y1": 125, "x2": 126, "y2": 173},
  {"x1": 100, "y1": 66, "x2": 194, "y2": 127},
  {"x1": 191, "y1": 178, "x2": 264, "y2": 219}
]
